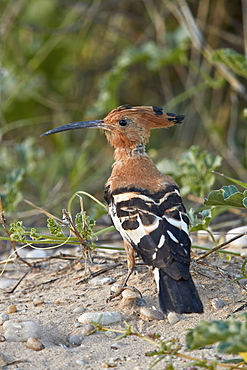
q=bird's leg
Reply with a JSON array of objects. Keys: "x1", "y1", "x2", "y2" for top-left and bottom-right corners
[{"x1": 107, "y1": 241, "x2": 135, "y2": 302}]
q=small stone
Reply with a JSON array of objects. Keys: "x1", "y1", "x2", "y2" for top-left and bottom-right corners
[
  {"x1": 2, "y1": 320, "x2": 12, "y2": 331},
  {"x1": 225, "y1": 226, "x2": 247, "y2": 250},
  {"x1": 0, "y1": 335, "x2": 6, "y2": 342},
  {"x1": 68, "y1": 335, "x2": 83, "y2": 346},
  {"x1": 89, "y1": 276, "x2": 115, "y2": 286},
  {"x1": 0, "y1": 352, "x2": 11, "y2": 366},
  {"x1": 167, "y1": 312, "x2": 180, "y2": 325},
  {"x1": 104, "y1": 330, "x2": 116, "y2": 338},
  {"x1": 211, "y1": 298, "x2": 226, "y2": 310},
  {"x1": 26, "y1": 337, "x2": 45, "y2": 351},
  {"x1": 140, "y1": 307, "x2": 164, "y2": 321},
  {"x1": 76, "y1": 359, "x2": 89, "y2": 365},
  {"x1": 110, "y1": 342, "x2": 124, "y2": 350},
  {"x1": 110, "y1": 282, "x2": 122, "y2": 294},
  {"x1": 122, "y1": 287, "x2": 141, "y2": 300},
  {"x1": 33, "y1": 297, "x2": 44, "y2": 306},
  {"x1": 7, "y1": 305, "x2": 17, "y2": 314},
  {"x1": 136, "y1": 297, "x2": 147, "y2": 307},
  {"x1": 81, "y1": 324, "x2": 96, "y2": 335},
  {"x1": 0, "y1": 279, "x2": 14, "y2": 289},
  {"x1": 0, "y1": 313, "x2": 9, "y2": 325},
  {"x1": 102, "y1": 358, "x2": 116, "y2": 367},
  {"x1": 73, "y1": 306, "x2": 85, "y2": 313},
  {"x1": 78, "y1": 312, "x2": 121, "y2": 326},
  {"x1": 102, "y1": 363, "x2": 112, "y2": 368},
  {"x1": 26, "y1": 249, "x2": 47, "y2": 259},
  {"x1": 4, "y1": 320, "x2": 41, "y2": 342}
]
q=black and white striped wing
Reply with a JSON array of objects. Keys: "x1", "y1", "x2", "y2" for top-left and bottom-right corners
[{"x1": 105, "y1": 185, "x2": 191, "y2": 280}]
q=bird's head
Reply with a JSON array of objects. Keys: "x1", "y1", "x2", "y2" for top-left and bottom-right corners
[{"x1": 41, "y1": 105, "x2": 184, "y2": 149}]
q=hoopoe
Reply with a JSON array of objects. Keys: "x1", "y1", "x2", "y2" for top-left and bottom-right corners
[{"x1": 42, "y1": 105, "x2": 203, "y2": 314}]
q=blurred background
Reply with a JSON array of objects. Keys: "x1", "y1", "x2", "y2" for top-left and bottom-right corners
[{"x1": 1, "y1": 0, "x2": 247, "y2": 223}]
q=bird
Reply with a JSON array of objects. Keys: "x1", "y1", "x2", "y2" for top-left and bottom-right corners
[{"x1": 41, "y1": 104, "x2": 203, "y2": 315}]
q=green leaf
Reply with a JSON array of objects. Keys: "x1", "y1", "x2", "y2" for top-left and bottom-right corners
[
  {"x1": 186, "y1": 315, "x2": 247, "y2": 354},
  {"x1": 75, "y1": 212, "x2": 95, "y2": 240},
  {"x1": 205, "y1": 185, "x2": 247, "y2": 208},
  {"x1": 186, "y1": 320, "x2": 231, "y2": 350},
  {"x1": 30, "y1": 228, "x2": 42, "y2": 240},
  {"x1": 210, "y1": 48, "x2": 247, "y2": 78},
  {"x1": 9, "y1": 221, "x2": 26, "y2": 242},
  {"x1": 47, "y1": 218, "x2": 64, "y2": 237},
  {"x1": 188, "y1": 207, "x2": 224, "y2": 232},
  {"x1": 157, "y1": 146, "x2": 222, "y2": 198}
]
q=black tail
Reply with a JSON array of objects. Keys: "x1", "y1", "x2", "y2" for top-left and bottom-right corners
[{"x1": 158, "y1": 270, "x2": 203, "y2": 314}]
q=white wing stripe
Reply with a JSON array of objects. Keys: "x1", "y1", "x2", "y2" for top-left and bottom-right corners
[
  {"x1": 167, "y1": 230, "x2": 179, "y2": 243},
  {"x1": 163, "y1": 215, "x2": 188, "y2": 233}
]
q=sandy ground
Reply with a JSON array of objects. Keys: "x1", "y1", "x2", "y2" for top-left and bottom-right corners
[{"x1": 0, "y1": 236, "x2": 247, "y2": 370}]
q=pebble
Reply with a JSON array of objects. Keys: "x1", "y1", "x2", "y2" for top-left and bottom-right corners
[
  {"x1": 26, "y1": 337, "x2": 45, "y2": 351},
  {"x1": 225, "y1": 226, "x2": 247, "y2": 250},
  {"x1": 102, "y1": 359, "x2": 116, "y2": 368},
  {"x1": 104, "y1": 330, "x2": 116, "y2": 339},
  {"x1": 167, "y1": 312, "x2": 180, "y2": 325},
  {"x1": 78, "y1": 312, "x2": 121, "y2": 326},
  {"x1": 81, "y1": 324, "x2": 96, "y2": 335},
  {"x1": 7, "y1": 305, "x2": 17, "y2": 314},
  {"x1": 211, "y1": 298, "x2": 226, "y2": 310},
  {"x1": 0, "y1": 313, "x2": 9, "y2": 325},
  {"x1": 2, "y1": 321, "x2": 11, "y2": 331},
  {"x1": 89, "y1": 276, "x2": 115, "y2": 286},
  {"x1": 0, "y1": 352, "x2": 11, "y2": 366},
  {"x1": 0, "y1": 335, "x2": 6, "y2": 342},
  {"x1": 76, "y1": 359, "x2": 89, "y2": 365},
  {"x1": 33, "y1": 297, "x2": 44, "y2": 306},
  {"x1": 73, "y1": 306, "x2": 85, "y2": 314},
  {"x1": 122, "y1": 287, "x2": 141, "y2": 300},
  {"x1": 68, "y1": 335, "x2": 83, "y2": 346},
  {"x1": 26, "y1": 249, "x2": 47, "y2": 259},
  {"x1": 0, "y1": 279, "x2": 14, "y2": 289},
  {"x1": 136, "y1": 297, "x2": 147, "y2": 307},
  {"x1": 4, "y1": 320, "x2": 41, "y2": 342},
  {"x1": 139, "y1": 307, "x2": 164, "y2": 321},
  {"x1": 110, "y1": 282, "x2": 122, "y2": 294}
]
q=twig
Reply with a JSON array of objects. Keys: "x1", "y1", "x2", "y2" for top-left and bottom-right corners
[
  {"x1": 75, "y1": 262, "x2": 123, "y2": 284},
  {"x1": 61, "y1": 208, "x2": 93, "y2": 273},
  {"x1": 6, "y1": 264, "x2": 35, "y2": 294},
  {"x1": 24, "y1": 199, "x2": 66, "y2": 225},
  {"x1": 24, "y1": 199, "x2": 93, "y2": 271},
  {"x1": 195, "y1": 232, "x2": 247, "y2": 260},
  {"x1": 97, "y1": 324, "x2": 246, "y2": 369}
]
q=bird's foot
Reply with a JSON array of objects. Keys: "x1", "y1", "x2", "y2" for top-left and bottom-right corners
[
  {"x1": 106, "y1": 283, "x2": 126, "y2": 303},
  {"x1": 106, "y1": 284, "x2": 142, "y2": 303}
]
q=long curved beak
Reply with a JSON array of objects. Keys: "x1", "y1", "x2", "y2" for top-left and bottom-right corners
[{"x1": 41, "y1": 119, "x2": 110, "y2": 137}]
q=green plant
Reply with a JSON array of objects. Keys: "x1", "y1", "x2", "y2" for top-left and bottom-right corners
[
  {"x1": 0, "y1": 137, "x2": 44, "y2": 213},
  {"x1": 92, "y1": 320, "x2": 247, "y2": 370},
  {"x1": 186, "y1": 314, "x2": 247, "y2": 362},
  {"x1": 157, "y1": 146, "x2": 222, "y2": 197}
]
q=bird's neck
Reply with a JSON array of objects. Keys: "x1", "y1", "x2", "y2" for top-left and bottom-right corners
[{"x1": 113, "y1": 143, "x2": 147, "y2": 162}]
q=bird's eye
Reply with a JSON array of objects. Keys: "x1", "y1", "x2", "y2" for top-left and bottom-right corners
[{"x1": 118, "y1": 119, "x2": 128, "y2": 127}]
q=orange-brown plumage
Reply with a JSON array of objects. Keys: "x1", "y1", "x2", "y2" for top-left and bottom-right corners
[{"x1": 42, "y1": 105, "x2": 203, "y2": 315}]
